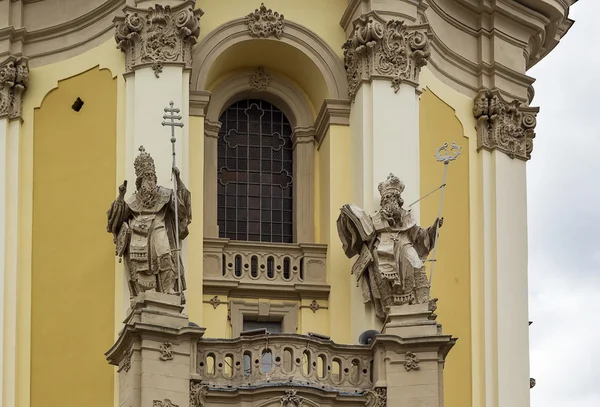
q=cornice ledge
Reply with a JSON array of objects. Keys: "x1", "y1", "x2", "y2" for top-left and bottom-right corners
[
  {"x1": 0, "y1": 55, "x2": 29, "y2": 121},
  {"x1": 340, "y1": 0, "x2": 427, "y2": 30},
  {"x1": 314, "y1": 99, "x2": 351, "y2": 148},
  {"x1": 114, "y1": 0, "x2": 203, "y2": 77},
  {"x1": 473, "y1": 88, "x2": 539, "y2": 161},
  {"x1": 189, "y1": 90, "x2": 211, "y2": 117}
]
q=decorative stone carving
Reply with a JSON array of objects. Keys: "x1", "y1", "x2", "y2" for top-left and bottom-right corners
[
  {"x1": 473, "y1": 89, "x2": 539, "y2": 161},
  {"x1": 365, "y1": 387, "x2": 387, "y2": 407},
  {"x1": 122, "y1": 349, "x2": 132, "y2": 372},
  {"x1": 107, "y1": 146, "x2": 192, "y2": 299},
  {"x1": 309, "y1": 299, "x2": 320, "y2": 313},
  {"x1": 342, "y1": 14, "x2": 430, "y2": 100},
  {"x1": 153, "y1": 400, "x2": 178, "y2": 407},
  {"x1": 337, "y1": 174, "x2": 443, "y2": 320},
  {"x1": 281, "y1": 390, "x2": 303, "y2": 407},
  {"x1": 114, "y1": 2, "x2": 202, "y2": 77},
  {"x1": 0, "y1": 56, "x2": 29, "y2": 120},
  {"x1": 209, "y1": 295, "x2": 221, "y2": 309},
  {"x1": 159, "y1": 342, "x2": 174, "y2": 361},
  {"x1": 190, "y1": 381, "x2": 208, "y2": 407},
  {"x1": 404, "y1": 351, "x2": 420, "y2": 371},
  {"x1": 249, "y1": 67, "x2": 271, "y2": 91},
  {"x1": 246, "y1": 3, "x2": 284, "y2": 39}
]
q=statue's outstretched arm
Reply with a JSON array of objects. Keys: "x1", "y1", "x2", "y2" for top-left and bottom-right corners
[{"x1": 107, "y1": 181, "x2": 131, "y2": 243}]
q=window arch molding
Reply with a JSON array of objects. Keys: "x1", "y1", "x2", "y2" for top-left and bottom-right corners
[{"x1": 202, "y1": 69, "x2": 316, "y2": 243}]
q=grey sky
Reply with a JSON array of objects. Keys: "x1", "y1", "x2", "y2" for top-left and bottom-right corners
[{"x1": 528, "y1": 1, "x2": 599, "y2": 406}]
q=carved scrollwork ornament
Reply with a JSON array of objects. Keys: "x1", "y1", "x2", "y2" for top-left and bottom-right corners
[
  {"x1": 121, "y1": 349, "x2": 132, "y2": 372},
  {"x1": 249, "y1": 67, "x2": 271, "y2": 91},
  {"x1": 246, "y1": 3, "x2": 284, "y2": 39},
  {"x1": 190, "y1": 381, "x2": 208, "y2": 407},
  {"x1": 159, "y1": 342, "x2": 174, "y2": 361},
  {"x1": 153, "y1": 400, "x2": 178, "y2": 407},
  {"x1": 473, "y1": 89, "x2": 539, "y2": 161},
  {"x1": 404, "y1": 351, "x2": 420, "y2": 371},
  {"x1": 342, "y1": 14, "x2": 430, "y2": 100},
  {"x1": 0, "y1": 56, "x2": 29, "y2": 120},
  {"x1": 114, "y1": 2, "x2": 202, "y2": 77},
  {"x1": 365, "y1": 387, "x2": 387, "y2": 407},
  {"x1": 281, "y1": 390, "x2": 303, "y2": 407}
]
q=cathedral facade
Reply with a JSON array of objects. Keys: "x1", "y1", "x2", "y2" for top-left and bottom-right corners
[{"x1": 0, "y1": 1, "x2": 577, "y2": 407}]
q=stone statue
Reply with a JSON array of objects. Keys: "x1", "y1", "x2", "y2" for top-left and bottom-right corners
[
  {"x1": 336, "y1": 173, "x2": 442, "y2": 320},
  {"x1": 107, "y1": 146, "x2": 191, "y2": 298}
]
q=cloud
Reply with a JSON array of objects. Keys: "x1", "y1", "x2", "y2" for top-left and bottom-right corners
[{"x1": 527, "y1": 2, "x2": 600, "y2": 406}]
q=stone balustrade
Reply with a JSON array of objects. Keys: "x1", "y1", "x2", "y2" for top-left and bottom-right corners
[
  {"x1": 196, "y1": 333, "x2": 373, "y2": 391},
  {"x1": 203, "y1": 238, "x2": 328, "y2": 296}
]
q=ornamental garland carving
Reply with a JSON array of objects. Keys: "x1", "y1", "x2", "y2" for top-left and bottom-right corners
[
  {"x1": 0, "y1": 56, "x2": 28, "y2": 120},
  {"x1": 159, "y1": 342, "x2": 174, "y2": 361},
  {"x1": 114, "y1": 3, "x2": 202, "y2": 77},
  {"x1": 153, "y1": 400, "x2": 178, "y2": 407},
  {"x1": 342, "y1": 14, "x2": 430, "y2": 100},
  {"x1": 473, "y1": 89, "x2": 539, "y2": 161},
  {"x1": 404, "y1": 351, "x2": 420, "y2": 371},
  {"x1": 249, "y1": 67, "x2": 271, "y2": 91},
  {"x1": 246, "y1": 3, "x2": 285, "y2": 39},
  {"x1": 190, "y1": 381, "x2": 208, "y2": 407},
  {"x1": 365, "y1": 387, "x2": 387, "y2": 407}
]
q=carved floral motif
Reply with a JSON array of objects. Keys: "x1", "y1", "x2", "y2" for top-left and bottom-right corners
[
  {"x1": 122, "y1": 349, "x2": 132, "y2": 372},
  {"x1": 0, "y1": 56, "x2": 28, "y2": 120},
  {"x1": 249, "y1": 67, "x2": 271, "y2": 91},
  {"x1": 309, "y1": 300, "x2": 320, "y2": 313},
  {"x1": 153, "y1": 400, "x2": 178, "y2": 407},
  {"x1": 160, "y1": 342, "x2": 174, "y2": 361},
  {"x1": 281, "y1": 390, "x2": 303, "y2": 407},
  {"x1": 404, "y1": 351, "x2": 420, "y2": 371},
  {"x1": 343, "y1": 14, "x2": 430, "y2": 100},
  {"x1": 365, "y1": 387, "x2": 387, "y2": 407},
  {"x1": 473, "y1": 89, "x2": 539, "y2": 161},
  {"x1": 190, "y1": 381, "x2": 208, "y2": 407},
  {"x1": 114, "y1": 3, "x2": 202, "y2": 77},
  {"x1": 246, "y1": 3, "x2": 284, "y2": 39},
  {"x1": 209, "y1": 295, "x2": 221, "y2": 309}
]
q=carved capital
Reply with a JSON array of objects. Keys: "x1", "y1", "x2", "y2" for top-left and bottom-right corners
[
  {"x1": 0, "y1": 56, "x2": 29, "y2": 120},
  {"x1": 473, "y1": 89, "x2": 539, "y2": 161},
  {"x1": 342, "y1": 13, "x2": 430, "y2": 100},
  {"x1": 246, "y1": 3, "x2": 285, "y2": 39},
  {"x1": 114, "y1": 1, "x2": 203, "y2": 77}
]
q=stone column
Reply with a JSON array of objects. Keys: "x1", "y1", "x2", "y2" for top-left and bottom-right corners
[
  {"x1": 0, "y1": 55, "x2": 28, "y2": 407},
  {"x1": 473, "y1": 89, "x2": 538, "y2": 407},
  {"x1": 106, "y1": 292, "x2": 205, "y2": 407},
  {"x1": 342, "y1": 10, "x2": 431, "y2": 340},
  {"x1": 114, "y1": 0, "x2": 203, "y2": 315}
]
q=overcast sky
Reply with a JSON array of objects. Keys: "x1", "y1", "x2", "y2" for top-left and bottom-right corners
[{"x1": 527, "y1": 2, "x2": 599, "y2": 406}]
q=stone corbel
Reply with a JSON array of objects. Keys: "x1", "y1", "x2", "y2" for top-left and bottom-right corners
[
  {"x1": 114, "y1": 1, "x2": 203, "y2": 77},
  {"x1": 473, "y1": 89, "x2": 539, "y2": 161},
  {"x1": 0, "y1": 56, "x2": 29, "y2": 120},
  {"x1": 342, "y1": 12, "x2": 431, "y2": 100}
]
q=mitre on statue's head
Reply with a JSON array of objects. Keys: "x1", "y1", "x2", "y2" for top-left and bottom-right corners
[
  {"x1": 378, "y1": 173, "x2": 405, "y2": 196},
  {"x1": 134, "y1": 145, "x2": 156, "y2": 178}
]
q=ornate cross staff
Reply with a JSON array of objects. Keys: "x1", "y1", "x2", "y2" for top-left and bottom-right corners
[
  {"x1": 162, "y1": 101, "x2": 185, "y2": 303},
  {"x1": 429, "y1": 141, "x2": 461, "y2": 286}
]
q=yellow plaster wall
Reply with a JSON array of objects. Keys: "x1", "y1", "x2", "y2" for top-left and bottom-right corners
[
  {"x1": 30, "y1": 67, "x2": 116, "y2": 407},
  {"x1": 197, "y1": 0, "x2": 347, "y2": 58},
  {"x1": 419, "y1": 89, "x2": 472, "y2": 407},
  {"x1": 317, "y1": 126, "x2": 352, "y2": 344}
]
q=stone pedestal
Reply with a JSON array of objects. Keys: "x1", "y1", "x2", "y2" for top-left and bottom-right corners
[
  {"x1": 106, "y1": 292, "x2": 205, "y2": 407},
  {"x1": 372, "y1": 303, "x2": 455, "y2": 407}
]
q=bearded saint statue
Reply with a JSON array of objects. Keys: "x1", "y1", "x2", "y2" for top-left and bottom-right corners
[
  {"x1": 107, "y1": 146, "x2": 191, "y2": 298},
  {"x1": 337, "y1": 173, "x2": 443, "y2": 320}
]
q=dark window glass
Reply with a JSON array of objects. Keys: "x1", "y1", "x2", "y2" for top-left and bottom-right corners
[{"x1": 217, "y1": 99, "x2": 293, "y2": 243}]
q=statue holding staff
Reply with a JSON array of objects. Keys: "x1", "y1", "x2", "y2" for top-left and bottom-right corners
[{"x1": 107, "y1": 145, "x2": 191, "y2": 299}]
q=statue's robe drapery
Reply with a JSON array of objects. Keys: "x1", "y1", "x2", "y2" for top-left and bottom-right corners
[
  {"x1": 337, "y1": 206, "x2": 436, "y2": 320},
  {"x1": 107, "y1": 184, "x2": 191, "y2": 297}
]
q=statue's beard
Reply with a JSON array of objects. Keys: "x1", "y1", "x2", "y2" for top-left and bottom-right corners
[
  {"x1": 138, "y1": 180, "x2": 158, "y2": 208},
  {"x1": 381, "y1": 199, "x2": 403, "y2": 225}
]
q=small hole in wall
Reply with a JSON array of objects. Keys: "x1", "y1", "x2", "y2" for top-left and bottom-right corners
[{"x1": 72, "y1": 97, "x2": 84, "y2": 112}]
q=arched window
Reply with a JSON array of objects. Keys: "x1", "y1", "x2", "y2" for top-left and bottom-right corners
[{"x1": 217, "y1": 99, "x2": 293, "y2": 243}]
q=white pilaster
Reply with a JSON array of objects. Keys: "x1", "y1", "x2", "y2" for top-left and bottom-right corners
[
  {"x1": 0, "y1": 117, "x2": 6, "y2": 407},
  {"x1": 481, "y1": 150, "x2": 530, "y2": 407}
]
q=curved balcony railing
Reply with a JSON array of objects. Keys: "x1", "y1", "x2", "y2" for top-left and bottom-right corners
[
  {"x1": 196, "y1": 334, "x2": 373, "y2": 391},
  {"x1": 203, "y1": 238, "x2": 328, "y2": 289}
]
